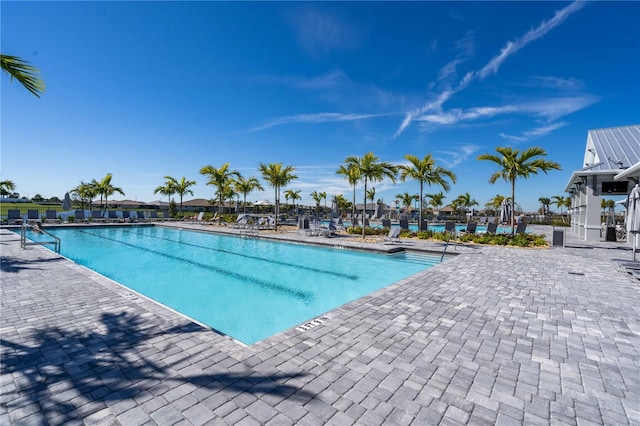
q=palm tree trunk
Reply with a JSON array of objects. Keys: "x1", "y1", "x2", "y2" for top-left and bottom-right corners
[
  {"x1": 511, "y1": 180, "x2": 516, "y2": 236},
  {"x1": 352, "y1": 185, "x2": 356, "y2": 225},
  {"x1": 275, "y1": 187, "x2": 279, "y2": 231},
  {"x1": 362, "y1": 179, "x2": 367, "y2": 239},
  {"x1": 419, "y1": 182, "x2": 423, "y2": 230}
]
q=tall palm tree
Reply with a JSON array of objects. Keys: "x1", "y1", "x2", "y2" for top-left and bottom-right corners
[
  {"x1": 173, "y1": 177, "x2": 197, "y2": 213},
  {"x1": 235, "y1": 175, "x2": 264, "y2": 214},
  {"x1": 284, "y1": 189, "x2": 301, "y2": 214},
  {"x1": 551, "y1": 195, "x2": 570, "y2": 223},
  {"x1": 258, "y1": 162, "x2": 297, "y2": 231},
  {"x1": 320, "y1": 191, "x2": 327, "y2": 213},
  {"x1": 71, "y1": 181, "x2": 97, "y2": 211},
  {"x1": 336, "y1": 159, "x2": 361, "y2": 222},
  {"x1": 426, "y1": 192, "x2": 446, "y2": 219},
  {"x1": 200, "y1": 163, "x2": 240, "y2": 225},
  {"x1": 334, "y1": 194, "x2": 350, "y2": 215},
  {"x1": 154, "y1": 176, "x2": 177, "y2": 206},
  {"x1": 539, "y1": 197, "x2": 551, "y2": 218},
  {"x1": 0, "y1": 179, "x2": 16, "y2": 196},
  {"x1": 454, "y1": 192, "x2": 479, "y2": 222},
  {"x1": 395, "y1": 192, "x2": 418, "y2": 216},
  {"x1": 95, "y1": 174, "x2": 124, "y2": 214},
  {"x1": 310, "y1": 191, "x2": 324, "y2": 219},
  {"x1": 351, "y1": 152, "x2": 398, "y2": 238},
  {"x1": 478, "y1": 146, "x2": 561, "y2": 235},
  {"x1": 399, "y1": 154, "x2": 457, "y2": 231},
  {"x1": 1, "y1": 54, "x2": 45, "y2": 97}
]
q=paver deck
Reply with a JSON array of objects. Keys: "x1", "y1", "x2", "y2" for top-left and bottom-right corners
[{"x1": 1, "y1": 225, "x2": 639, "y2": 425}]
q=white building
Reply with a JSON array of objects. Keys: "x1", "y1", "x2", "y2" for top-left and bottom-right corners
[{"x1": 564, "y1": 125, "x2": 640, "y2": 242}]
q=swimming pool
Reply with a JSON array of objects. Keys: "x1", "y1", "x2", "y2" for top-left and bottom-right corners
[{"x1": 22, "y1": 226, "x2": 444, "y2": 344}]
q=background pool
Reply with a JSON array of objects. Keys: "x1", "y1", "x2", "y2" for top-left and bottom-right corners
[{"x1": 22, "y1": 226, "x2": 443, "y2": 344}]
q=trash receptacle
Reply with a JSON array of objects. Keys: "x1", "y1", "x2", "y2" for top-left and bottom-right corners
[
  {"x1": 552, "y1": 227, "x2": 565, "y2": 247},
  {"x1": 606, "y1": 226, "x2": 617, "y2": 241}
]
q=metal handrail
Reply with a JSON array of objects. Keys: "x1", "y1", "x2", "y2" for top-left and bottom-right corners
[
  {"x1": 440, "y1": 230, "x2": 457, "y2": 262},
  {"x1": 20, "y1": 223, "x2": 61, "y2": 253}
]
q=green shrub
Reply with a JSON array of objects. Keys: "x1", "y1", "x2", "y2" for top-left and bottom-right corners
[{"x1": 67, "y1": 215, "x2": 75, "y2": 223}]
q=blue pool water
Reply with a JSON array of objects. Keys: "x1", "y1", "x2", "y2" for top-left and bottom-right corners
[{"x1": 21, "y1": 226, "x2": 443, "y2": 344}]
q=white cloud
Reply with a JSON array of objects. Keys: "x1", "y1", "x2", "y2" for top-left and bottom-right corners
[
  {"x1": 477, "y1": 1, "x2": 587, "y2": 80},
  {"x1": 246, "y1": 112, "x2": 394, "y2": 133},
  {"x1": 530, "y1": 76, "x2": 585, "y2": 91},
  {"x1": 500, "y1": 121, "x2": 568, "y2": 141},
  {"x1": 287, "y1": 7, "x2": 363, "y2": 56},
  {"x1": 396, "y1": 0, "x2": 586, "y2": 136},
  {"x1": 435, "y1": 144, "x2": 481, "y2": 169}
]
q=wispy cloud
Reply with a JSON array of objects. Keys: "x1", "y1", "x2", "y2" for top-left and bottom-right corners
[
  {"x1": 477, "y1": 1, "x2": 586, "y2": 80},
  {"x1": 529, "y1": 76, "x2": 585, "y2": 91},
  {"x1": 245, "y1": 112, "x2": 394, "y2": 133},
  {"x1": 287, "y1": 7, "x2": 363, "y2": 57},
  {"x1": 395, "y1": 0, "x2": 587, "y2": 137},
  {"x1": 435, "y1": 144, "x2": 481, "y2": 169},
  {"x1": 500, "y1": 121, "x2": 568, "y2": 142}
]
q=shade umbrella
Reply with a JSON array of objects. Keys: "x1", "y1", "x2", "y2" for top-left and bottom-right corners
[
  {"x1": 499, "y1": 199, "x2": 511, "y2": 224},
  {"x1": 626, "y1": 184, "x2": 640, "y2": 260},
  {"x1": 63, "y1": 192, "x2": 71, "y2": 211},
  {"x1": 253, "y1": 199, "x2": 272, "y2": 206},
  {"x1": 330, "y1": 196, "x2": 338, "y2": 218}
]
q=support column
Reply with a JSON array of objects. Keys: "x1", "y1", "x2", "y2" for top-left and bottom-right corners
[{"x1": 584, "y1": 176, "x2": 601, "y2": 242}]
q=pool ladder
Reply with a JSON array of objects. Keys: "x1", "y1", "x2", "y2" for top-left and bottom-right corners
[
  {"x1": 440, "y1": 230, "x2": 457, "y2": 262},
  {"x1": 20, "y1": 223, "x2": 61, "y2": 253}
]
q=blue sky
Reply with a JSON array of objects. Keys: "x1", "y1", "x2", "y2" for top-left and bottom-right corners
[{"x1": 2, "y1": 1, "x2": 639, "y2": 212}]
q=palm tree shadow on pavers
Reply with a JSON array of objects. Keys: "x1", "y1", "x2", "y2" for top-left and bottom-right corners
[
  {"x1": 1, "y1": 255, "x2": 64, "y2": 273},
  {"x1": 1, "y1": 311, "x2": 313, "y2": 423}
]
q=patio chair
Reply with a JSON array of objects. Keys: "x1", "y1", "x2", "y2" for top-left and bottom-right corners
[
  {"x1": 136, "y1": 211, "x2": 147, "y2": 222},
  {"x1": 75, "y1": 210, "x2": 89, "y2": 223},
  {"x1": 45, "y1": 210, "x2": 61, "y2": 224},
  {"x1": 515, "y1": 221, "x2": 528, "y2": 234},
  {"x1": 399, "y1": 218, "x2": 409, "y2": 230},
  {"x1": 7, "y1": 209, "x2": 23, "y2": 225},
  {"x1": 92, "y1": 210, "x2": 107, "y2": 223},
  {"x1": 460, "y1": 221, "x2": 477, "y2": 235},
  {"x1": 27, "y1": 209, "x2": 40, "y2": 224},
  {"x1": 485, "y1": 222, "x2": 498, "y2": 234},
  {"x1": 382, "y1": 218, "x2": 391, "y2": 228},
  {"x1": 381, "y1": 227, "x2": 401, "y2": 244},
  {"x1": 444, "y1": 221, "x2": 457, "y2": 236}
]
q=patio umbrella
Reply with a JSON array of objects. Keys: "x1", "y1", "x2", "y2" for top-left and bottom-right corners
[
  {"x1": 627, "y1": 184, "x2": 640, "y2": 260},
  {"x1": 253, "y1": 199, "x2": 272, "y2": 206},
  {"x1": 63, "y1": 192, "x2": 71, "y2": 211},
  {"x1": 499, "y1": 199, "x2": 511, "y2": 224}
]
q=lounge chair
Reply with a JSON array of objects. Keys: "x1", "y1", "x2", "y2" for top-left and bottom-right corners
[
  {"x1": 444, "y1": 221, "x2": 457, "y2": 236},
  {"x1": 160, "y1": 209, "x2": 173, "y2": 221},
  {"x1": 7, "y1": 209, "x2": 23, "y2": 225},
  {"x1": 399, "y1": 218, "x2": 409, "y2": 230},
  {"x1": 187, "y1": 212, "x2": 205, "y2": 224},
  {"x1": 27, "y1": 209, "x2": 40, "y2": 224},
  {"x1": 515, "y1": 221, "x2": 527, "y2": 234},
  {"x1": 75, "y1": 210, "x2": 89, "y2": 223},
  {"x1": 91, "y1": 210, "x2": 107, "y2": 223},
  {"x1": 382, "y1": 218, "x2": 391, "y2": 228},
  {"x1": 381, "y1": 227, "x2": 401, "y2": 244},
  {"x1": 485, "y1": 222, "x2": 498, "y2": 234},
  {"x1": 45, "y1": 210, "x2": 61, "y2": 224},
  {"x1": 460, "y1": 221, "x2": 477, "y2": 235},
  {"x1": 122, "y1": 211, "x2": 131, "y2": 221}
]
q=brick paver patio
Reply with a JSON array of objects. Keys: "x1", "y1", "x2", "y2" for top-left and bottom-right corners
[{"x1": 1, "y1": 225, "x2": 639, "y2": 425}]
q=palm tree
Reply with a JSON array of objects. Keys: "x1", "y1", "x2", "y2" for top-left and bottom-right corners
[
  {"x1": 173, "y1": 177, "x2": 197, "y2": 213},
  {"x1": 350, "y1": 152, "x2": 398, "y2": 238},
  {"x1": 539, "y1": 197, "x2": 551, "y2": 218},
  {"x1": 310, "y1": 191, "x2": 324, "y2": 219},
  {"x1": 71, "y1": 181, "x2": 97, "y2": 211},
  {"x1": 399, "y1": 154, "x2": 457, "y2": 230},
  {"x1": 0, "y1": 179, "x2": 16, "y2": 196},
  {"x1": 334, "y1": 194, "x2": 350, "y2": 215},
  {"x1": 336, "y1": 159, "x2": 361, "y2": 223},
  {"x1": 454, "y1": 192, "x2": 479, "y2": 222},
  {"x1": 395, "y1": 192, "x2": 418, "y2": 216},
  {"x1": 284, "y1": 189, "x2": 301, "y2": 215},
  {"x1": 200, "y1": 163, "x2": 240, "y2": 225},
  {"x1": 551, "y1": 195, "x2": 570, "y2": 223},
  {"x1": 486, "y1": 194, "x2": 506, "y2": 215},
  {"x1": 258, "y1": 162, "x2": 297, "y2": 231},
  {"x1": 235, "y1": 175, "x2": 264, "y2": 214},
  {"x1": 95, "y1": 174, "x2": 124, "y2": 214},
  {"x1": 366, "y1": 187, "x2": 377, "y2": 216},
  {"x1": 154, "y1": 175, "x2": 177, "y2": 206},
  {"x1": 426, "y1": 192, "x2": 446, "y2": 220},
  {"x1": 320, "y1": 191, "x2": 327, "y2": 214},
  {"x1": 478, "y1": 146, "x2": 561, "y2": 235},
  {"x1": 1, "y1": 54, "x2": 45, "y2": 97}
]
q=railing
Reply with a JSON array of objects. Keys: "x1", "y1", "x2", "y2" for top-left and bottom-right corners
[
  {"x1": 20, "y1": 223, "x2": 61, "y2": 253},
  {"x1": 440, "y1": 230, "x2": 457, "y2": 262}
]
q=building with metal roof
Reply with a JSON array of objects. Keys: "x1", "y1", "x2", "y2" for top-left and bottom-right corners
[{"x1": 564, "y1": 125, "x2": 640, "y2": 242}]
